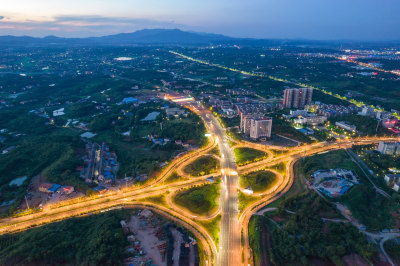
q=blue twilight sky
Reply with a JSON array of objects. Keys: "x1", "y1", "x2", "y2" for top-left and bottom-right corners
[{"x1": 0, "y1": 0, "x2": 399, "y2": 40}]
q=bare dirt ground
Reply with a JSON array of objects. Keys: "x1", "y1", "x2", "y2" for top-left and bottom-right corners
[
  {"x1": 171, "y1": 227, "x2": 183, "y2": 266},
  {"x1": 342, "y1": 254, "x2": 368, "y2": 266},
  {"x1": 127, "y1": 215, "x2": 166, "y2": 266}
]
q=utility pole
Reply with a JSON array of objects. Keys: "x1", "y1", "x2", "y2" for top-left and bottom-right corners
[
  {"x1": 24, "y1": 195, "x2": 30, "y2": 210},
  {"x1": 376, "y1": 119, "x2": 380, "y2": 133}
]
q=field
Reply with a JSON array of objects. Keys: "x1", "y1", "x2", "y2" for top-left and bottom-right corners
[
  {"x1": 239, "y1": 170, "x2": 277, "y2": 193},
  {"x1": 183, "y1": 155, "x2": 219, "y2": 177},
  {"x1": 173, "y1": 182, "x2": 220, "y2": 216},
  {"x1": 234, "y1": 147, "x2": 267, "y2": 166}
]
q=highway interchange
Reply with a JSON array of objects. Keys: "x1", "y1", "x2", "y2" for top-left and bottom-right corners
[{"x1": 0, "y1": 94, "x2": 398, "y2": 266}]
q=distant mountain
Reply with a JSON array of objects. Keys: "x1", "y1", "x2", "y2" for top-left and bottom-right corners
[
  {"x1": 0, "y1": 29, "x2": 398, "y2": 48},
  {"x1": 0, "y1": 29, "x2": 236, "y2": 47},
  {"x1": 90, "y1": 29, "x2": 234, "y2": 44}
]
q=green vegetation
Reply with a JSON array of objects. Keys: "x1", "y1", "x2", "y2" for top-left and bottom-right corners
[
  {"x1": 238, "y1": 191, "x2": 260, "y2": 213},
  {"x1": 267, "y1": 161, "x2": 287, "y2": 176},
  {"x1": 226, "y1": 128, "x2": 243, "y2": 142},
  {"x1": 173, "y1": 182, "x2": 220, "y2": 216},
  {"x1": 198, "y1": 215, "x2": 221, "y2": 246},
  {"x1": 219, "y1": 115, "x2": 240, "y2": 128},
  {"x1": 183, "y1": 155, "x2": 219, "y2": 177},
  {"x1": 139, "y1": 194, "x2": 167, "y2": 207},
  {"x1": 210, "y1": 145, "x2": 221, "y2": 157},
  {"x1": 331, "y1": 114, "x2": 392, "y2": 136},
  {"x1": 234, "y1": 147, "x2": 267, "y2": 166},
  {"x1": 340, "y1": 185, "x2": 397, "y2": 230},
  {"x1": 0, "y1": 135, "x2": 90, "y2": 215},
  {"x1": 93, "y1": 102, "x2": 207, "y2": 178},
  {"x1": 250, "y1": 191, "x2": 376, "y2": 265},
  {"x1": 297, "y1": 149, "x2": 365, "y2": 179},
  {"x1": 240, "y1": 170, "x2": 277, "y2": 193},
  {"x1": 355, "y1": 146, "x2": 400, "y2": 178},
  {"x1": 384, "y1": 239, "x2": 400, "y2": 264},
  {"x1": 296, "y1": 149, "x2": 400, "y2": 230},
  {"x1": 269, "y1": 149, "x2": 289, "y2": 157},
  {"x1": 266, "y1": 161, "x2": 306, "y2": 209},
  {"x1": 163, "y1": 171, "x2": 187, "y2": 185},
  {"x1": 272, "y1": 115, "x2": 312, "y2": 144},
  {"x1": 0, "y1": 210, "x2": 128, "y2": 265}
]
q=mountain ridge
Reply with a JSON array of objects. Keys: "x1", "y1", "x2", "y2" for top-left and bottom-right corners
[{"x1": 0, "y1": 28, "x2": 399, "y2": 47}]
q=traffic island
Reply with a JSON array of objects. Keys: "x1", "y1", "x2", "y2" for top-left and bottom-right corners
[
  {"x1": 173, "y1": 182, "x2": 220, "y2": 216},
  {"x1": 234, "y1": 147, "x2": 268, "y2": 166},
  {"x1": 239, "y1": 170, "x2": 278, "y2": 194},
  {"x1": 183, "y1": 155, "x2": 220, "y2": 177}
]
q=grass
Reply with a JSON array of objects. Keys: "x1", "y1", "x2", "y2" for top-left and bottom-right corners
[
  {"x1": 248, "y1": 215, "x2": 267, "y2": 266},
  {"x1": 173, "y1": 182, "x2": 220, "y2": 216},
  {"x1": 267, "y1": 161, "x2": 287, "y2": 176},
  {"x1": 266, "y1": 161, "x2": 306, "y2": 209},
  {"x1": 269, "y1": 149, "x2": 290, "y2": 157},
  {"x1": 210, "y1": 145, "x2": 221, "y2": 157},
  {"x1": 298, "y1": 149, "x2": 366, "y2": 181},
  {"x1": 163, "y1": 171, "x2": 187, "y2": 185},
  {"x1": 183, "y1": 155, "x2": 219, "y2": 177},
  {"x1": 198, "y1": 215, "x2": 221, "y2": 246},
  {"x1": 234, "y1": 147, "x2": 267, "y2": 166},
  {"x1": 240, "y1": 170, "x2": 278, "y2": 193},
  {"x1": 238, "y1": 191, "x2": 261, "y2": 213},
  {"x1": 138, "y1": 194, "x2": 167, "y2": 208}
]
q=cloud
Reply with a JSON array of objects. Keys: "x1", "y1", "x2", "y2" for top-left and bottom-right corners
[{"x1": 0, "y1": 14, "x2": 185, "y2": 37}]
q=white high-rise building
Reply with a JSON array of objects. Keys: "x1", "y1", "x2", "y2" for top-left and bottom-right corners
[
  {"x1": 249, "y1": 117, "x2": 272, "y2": 140},
  {"x1": 240, "y1": 114, "x2": 254, "y2": 135}
]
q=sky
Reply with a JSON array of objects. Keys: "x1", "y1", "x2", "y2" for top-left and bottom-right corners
[{"x1": 0, "y1": 0, "x2": 399, "y2": 40}]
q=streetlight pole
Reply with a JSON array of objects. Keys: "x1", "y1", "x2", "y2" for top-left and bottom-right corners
[{"x1": 25, "y1": 195, "x2": 30, "y2": 210}]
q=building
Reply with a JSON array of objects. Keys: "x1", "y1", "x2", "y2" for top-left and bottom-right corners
[
  {"x1": 294, "y1": 115, "x2": 327, "y2": 125},
  {"x1": 240, "y1": 114, "x2": 254, "y2": 135},
  {"x1": 335, "y1": 121, "x2": 356, "y2": 132},
  {"x1": 359, "y1": 106, "x2": 375, "y2": 117},
  {"x1": 249, "y1": 117, "x2": 272, "y2": 140},
  {"x1": 283, "y1": 87, "x2": 313, "y2": 109},
  {"x1": 384, "y1": 174, "x2": 400, "y2": 192},
  {"x1": 382, "y1": 118, "x2": 398, "y2": 129},
  {"x1": 165, "y1": 107, "x2": 186, "y2": 117},
  {"x1": 62, "y1": 185, "x2": 75, "y2": 194},
  {"x1": 39, "y1": 183, "x2": 53, "y2": 193},
  {"x1": 377, "y1": 141, "x2": 400, "y2": 156}
]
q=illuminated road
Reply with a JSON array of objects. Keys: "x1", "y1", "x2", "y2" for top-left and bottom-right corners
[
  {"x1": 169, "y1": 51, "x2": 400, "y2": 119},
  {"x1": 0, "y1": 87, "x2": 398, "y2": 266},
  {"x1": 210, "y1": 115, "x2": 241, "y2": 266}
]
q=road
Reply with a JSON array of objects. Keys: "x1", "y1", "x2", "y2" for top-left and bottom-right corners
[
  {"x1": 0, "y1": 88, "x2": 399, "y2": 266},
  {"x1": 208, "y1": 114, "x2": 241, "y2": 266},
  {"x1": 184, "y1": 98, "x2": 242, "y2": 265}
]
